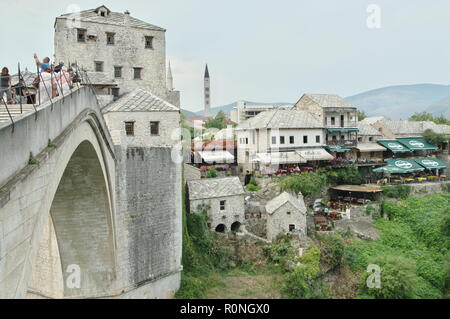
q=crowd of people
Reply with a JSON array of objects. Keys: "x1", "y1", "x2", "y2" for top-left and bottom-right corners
[{"x1": 0, "y1": 55, "x2": 82, "y2": 106}]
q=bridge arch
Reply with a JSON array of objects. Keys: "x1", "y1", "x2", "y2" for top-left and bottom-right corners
[{"x1": 20, "y1": 116, "x2": 117, "y2": 298}]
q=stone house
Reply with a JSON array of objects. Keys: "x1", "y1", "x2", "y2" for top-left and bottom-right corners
[
  {"x1": 265, "y1": 191, "x2": 307, "y2": 241},
  {"x1": 54, "y1": 5, "x2": 179, "y2": 106},
  {"x1": 351, "y1": 122, "x2": 386, "y2": 161},
  {"x1": 236, "y1": 108, "x2": 333, "y2": 173},
  {"x1": 187, "y1": 177, "x2": 245, "y2": 232},
  {"x1": 293, "y1": 94, "x2": 358, "y2": 158}
]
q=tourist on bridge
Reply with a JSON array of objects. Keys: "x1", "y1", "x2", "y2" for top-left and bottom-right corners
[
  {"x1": 33, "y1": 54, "x2": 51, "y2": 72},
  {"x1": 0, "y1": 67, "x2": 12, "y2": 104}
]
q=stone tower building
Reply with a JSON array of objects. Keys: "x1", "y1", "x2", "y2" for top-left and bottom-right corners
[
  {"x1": 54, "y1": 5, "x2": 180, "y2": 107},
  {"x1": 204, "y1": 64, "x2": 211, "y2": 117}
]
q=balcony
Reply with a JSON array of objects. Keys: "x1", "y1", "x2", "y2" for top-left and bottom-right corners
[{"x1": 326, "y1": 139, "x2": 357, "y2": 147}]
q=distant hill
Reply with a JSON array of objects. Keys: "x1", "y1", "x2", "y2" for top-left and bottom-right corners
[
  {"x1": 346, "y1": 84, "x2": 450, "y2": 120},
  {"x1": 182, "y1": 83, "x2": 450, "y2": 120},
  {"x1": 185, "y1": 101, "x2": 293, "y2": 117},
  {"x1": 181, "y1": 109, "x2": 198, "y2": 118},
  {"x1": 424, "y1": 95, "x2": 450, "y2": 118}
]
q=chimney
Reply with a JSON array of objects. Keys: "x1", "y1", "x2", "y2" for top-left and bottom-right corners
[{"x1": 124, "y1": 10, "x2": 130, "y2": 26}]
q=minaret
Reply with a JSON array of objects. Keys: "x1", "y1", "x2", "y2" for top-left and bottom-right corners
[
  {"x1": 204, "y1": 64, "x2": 211, "y2": 117},
  {"x1": 167, "y1": 60, "x2": 173, "y2": 91}
]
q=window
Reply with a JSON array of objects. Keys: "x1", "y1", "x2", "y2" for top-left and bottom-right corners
[
  {"x1": 369, "y1": 137, "x2": 373, "y2": 142},
  {"x1": 77, "y1": 29, "x2": 86, "y2": 43},
  {"x1": 106, "y1": 32, "x2": 115, "y2": 45},
  {"x1": 286, "y1": 211, "x2": 291, "y2": 215},
  {"x1": 114, "y1": 66, "x2": 122, "y2": 78},
  {"x1": 280, "y1": 136, "x2": 285, "y2": 144},
  {"x1": 220, "y1": 200, "x2": 226, "y2": 211},
  {"x1": 112, "y1": 88, "x2": 120, "y2": 100},
  {"x1": 331, "y1": 117, "x2": 335, "y2": 125},
  {"x1": 316, "y1": 135, "x2": 320, "y2": 143},
  {"x1": 145, "y1": 36, "x2": 154, "y2": 49},
  {"x1": 95, "y1": 61, "x2": 104, "y2": 72},
  {"x1": 271, "y1": 136, "x2": 276, "y2": 144},
  {"x1": 332, "y1": 135, "x2": 337, "y2": 141},
  {"x1": 289, "y1": 136, "x2": 295, "y2": 144},
  {"x1": 303, "y1": 135, "x2": 308, "y2": 144},
  {"x1": 245, "y1": 137, "x2": 249, "y2": 144},
  {"x1": 289, "y1": 224, "x2": 295, "y2": 232},
  {"x1": 150, "y1": 121, "x2": 160, "y2": 135},
  {"x1": 358, "y1": 137, "x2": 362, "y2": 142},
  {"x1": 125, "y1": 122, "x2": 135, "y2": 136},
  {"x1": 133, "y1": 67, "x2": 142, "y2": 79}
]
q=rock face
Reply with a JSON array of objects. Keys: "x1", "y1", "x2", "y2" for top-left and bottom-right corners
[{"x1": 409, "y1": 182, "x2": 448, "y2": 198}]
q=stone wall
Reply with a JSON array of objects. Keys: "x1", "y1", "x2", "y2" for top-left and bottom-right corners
[
  {"x1": 114, "y1": 146, "x2": 182, "y2": 294},
  {"x1": 190, "y1": 194, "x2": 245, "y2": 232},
  {"x1": 266, "y1": 201, "x2": 307, "y2": 241}
]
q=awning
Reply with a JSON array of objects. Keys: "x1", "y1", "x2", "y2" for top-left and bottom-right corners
[
  {"x1": 356, "y1": 143, "x2": 387, "y2": 152},
  {"x1": 324, "y1": 145, "x2": 351, "y2": 153},
  {"x1": 196, "y1": 150, "x2": 234, "y2": 163},
  {"x1": 396, "y1": 137, "x2": 438, "y2": 151},
  {"x1": 327, "y1": 128, "x2": 359, "y2": 133},
  {"x1": 296, "y1": 148, "x2": 334, "y2": 161},
  {"x1": 414, "y1": 157, "x2": 448, "y2": 170},
  {"x1": 377, "y1": 140, "x2": 412, "y2": 153},
  {"x1": 331, "y1": 185, "x2": 383, "y2": 193},
  {"x1": 373, "y1": 159, "x2": 425, "y2": 174},
  {"x1": 253, "y1": 152, "x2": 306, "y2": 165}
]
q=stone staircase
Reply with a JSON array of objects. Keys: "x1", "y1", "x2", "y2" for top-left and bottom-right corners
[{"x1": 0, "y1": 104, "x2": 37, "y2": 122}]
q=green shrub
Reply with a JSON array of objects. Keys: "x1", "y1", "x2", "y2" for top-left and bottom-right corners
[
  {"x1": 205, "y1": 168, "x2": 217, "y2": 178},
  {"x1": 279, "y1": 172, "x2": 327, "y2": 197},
  {"x1": 381, "y1": 185, "x2": 411, "y2": 199},
  {"x1": 361, "y1": 255, "x2": 419, "y2": 299},
  {"x1": 327, "y1": 166, "x2": 363, "y2": 185},
  {"x1": 246, "y1": 184, "x2": 261, "y2": 192},
  {"x1": 249, "y1": 176, "x2": 258, "y2": 186},
  {"x1": 317, "y1": 234, "x2": 345, "y2": 269}
]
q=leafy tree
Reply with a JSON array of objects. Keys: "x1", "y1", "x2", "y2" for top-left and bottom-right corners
[
  {"x1": 327, "y1": 166, "x2": 363, "y2": 185},
  {"x1": 423, "y1": 129, "x2": 450, "y2": 146},
  {"x1": 358, "y1": 111, "x2": 367, "y2": 121},
  {"x1": 361, "y1": 255, "x2": 419, "y2": 299},
  {"x1": 279, "y1": 171, "x2": 327, "y2": 197},
  {"x1": 409, "y1": 112, "x2": 450, "y2": 125},
  {"x1": 205, "y1": 111, "x2": 228, "y2": 129}
]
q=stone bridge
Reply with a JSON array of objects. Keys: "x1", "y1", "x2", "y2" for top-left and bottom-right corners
[{"x1": 0, "y1": 86, "x2": 181, "y2": 298}]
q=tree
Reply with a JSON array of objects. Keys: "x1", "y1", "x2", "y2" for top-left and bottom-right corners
[
  {"x1": 409, "y1": 112, "x2": 450, "y2": 125},
  {"x1": 205, "y1": 111, "x2": 227, "y2": 129},
  {"x1": 205, "y1": 168, "x2": 217, "y2": 178},
  {"x1": 358, "y1": 111, "x2": 367, "y2": 121},
  {"x1": 361, "y1": 255, "x2": 419, "y2": 299},
  {"x1": 423, "y1": 129, "x2": 450, "y2": 146}
]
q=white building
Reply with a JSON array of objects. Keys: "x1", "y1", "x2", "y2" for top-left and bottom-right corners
[
  {"x1": 236, "y1": 108, "x2": 333, "y2": 173},
  {"x1": 265, "y1": 191, "x2": 307, "y2": 241},
  {"x1": 293, "y1": 94, "x2": 358, "y2": 157},
  {"x1": 54, "y1": 5, "x2": 179, "y2": 106},
  {"x1": 230, "y1": 101, "x2": 291, "y2": 124},
  {"x1": 187, "y1": 177, "x2": 245, "y2": 233}
]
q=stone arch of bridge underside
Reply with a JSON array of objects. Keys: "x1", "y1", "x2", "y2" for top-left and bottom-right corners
[{"x1": 23, "y1": 118, "x2": 117, "y2": 299}]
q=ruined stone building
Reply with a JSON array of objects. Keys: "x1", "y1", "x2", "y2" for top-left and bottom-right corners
[
  {"x1": 265, "y1": 191, "x2": 307, "y2": 241},
  {"x1": 187, "y1": 177, "x2": 245, "y2": 232},
  {"x1": 54, "y1": 5, "x2": 179, "y2": 107}
]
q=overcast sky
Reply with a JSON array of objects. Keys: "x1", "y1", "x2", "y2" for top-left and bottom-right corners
[{"x1": 1, "y1": 0, "x2": 449, "y2": 111}]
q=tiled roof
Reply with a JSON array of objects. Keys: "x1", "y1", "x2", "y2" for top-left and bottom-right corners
[
  {"x1": 188, "y1": 177, "x2": 244, "y2": 200},
  {"x1": 304, "y1": 94, "x2": 356, "y2": 109},
  {"x1": 379, "y1": 119, "x2": 440, "y2": 136},
  {"x1": 357, "y1": 123, "x2": 382, "y2": 136},
  {"x1": 58, "y1": 6, "x2": 165, "y2": 31},
  {"x1": 360, "y1": 116, "x2": 386, "y2": 125},
  {"x1": 265, "y1": 191, "x2": 307, "y2": 215},
  {"x1": 84, "y1": 71, "x2": 116, "y2": 85},
  {"x1": 237, "y1": 109, "x2": 323, "y2": 130},
  {"x1": 103, "y1": 89, "x2": 179, "y2": 112}
]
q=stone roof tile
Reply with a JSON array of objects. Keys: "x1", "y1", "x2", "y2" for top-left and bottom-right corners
[
  {"x1": 265, "y1": 191, "x2": 307, "y2": 215},
  {"x1": 103, "y1": 88, "x2": 179, "y2": 112},
  {"x1": 188, "y1": 177, "x2": 244, "y2": 200}
]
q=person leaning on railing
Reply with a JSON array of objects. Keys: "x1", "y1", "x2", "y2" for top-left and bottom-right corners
[{"x1": 0, "y1": 67, "x2": 12, "y2": 104}]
